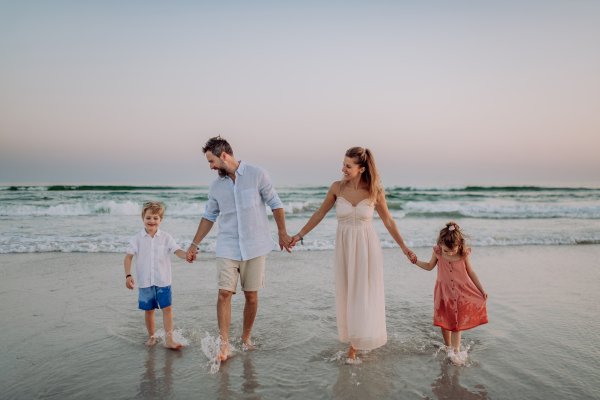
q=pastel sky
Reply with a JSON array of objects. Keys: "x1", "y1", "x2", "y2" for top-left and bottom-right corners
[{"x1": 1, "y1": 0, "x2": 599, "y2": 185}]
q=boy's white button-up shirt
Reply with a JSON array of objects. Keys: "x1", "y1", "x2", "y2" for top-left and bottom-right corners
[
  {"x1": 127, "y1": 228, "x2": 181, "y2": 288},
  {"x1": 202, "y1": 160, "x2": 283, "y2": 261}
]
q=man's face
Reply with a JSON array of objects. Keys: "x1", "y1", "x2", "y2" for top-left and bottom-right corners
[{"x1": 205, "y1": 151, "x2": 228, "y2": 178}]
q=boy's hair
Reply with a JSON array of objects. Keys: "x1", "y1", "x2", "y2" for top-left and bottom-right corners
[
  {"x1": 202, "y1": 136, "x2": 233, "y2": 157},
  {"x1": 142, "y1": 202, "x2": 165, "y2": 219},
  {"x1": 437, "y1": 221, "x2": 470, "y2": 258}
]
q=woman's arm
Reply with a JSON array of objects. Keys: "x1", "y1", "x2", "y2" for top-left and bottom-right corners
[
  {"x1": 465, "y1": 255, "x2": 488, "y2": 299},
  {"x1": 375, "y1": 191, "x2": 416, "y2": 261},
  {"x1": 414, "y1": 251, "x2": 438, "y2": 271},
  {"x1": 290, "y1": 182, "x2": 338, "y2": 245}
]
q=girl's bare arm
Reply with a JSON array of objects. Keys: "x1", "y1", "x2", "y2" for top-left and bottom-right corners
[
  {"x1": 465, "y1": 256, "x2": 488, "y2": 299},
  {"x1": 415, "y1": 251, "x2": 438, "y2": 271}
]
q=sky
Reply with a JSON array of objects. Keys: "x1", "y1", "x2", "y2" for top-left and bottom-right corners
[{"x1": 1, "y1": 0, "x2": 599, "y2": 185}]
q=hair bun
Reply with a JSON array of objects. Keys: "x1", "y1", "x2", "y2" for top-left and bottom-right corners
[{"x1": 446, "y1": 221, "x2": 460, "y2": 231}]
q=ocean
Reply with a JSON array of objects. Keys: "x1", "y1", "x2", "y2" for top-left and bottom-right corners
[
  {"x1": 1, "y1": 183, "x2": 599, "y2": 254},
  {"x1": 1, "y1": 183, "x2": 599, "y2": 399}
]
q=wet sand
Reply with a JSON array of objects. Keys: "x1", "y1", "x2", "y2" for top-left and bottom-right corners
[{"x1": 1, "y1": 246, "x2": 599, "y2": 399}]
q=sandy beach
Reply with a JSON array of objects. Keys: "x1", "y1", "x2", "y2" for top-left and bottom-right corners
[{"x1": 1, "y1": 245, "x2": 598, "y2": 399}]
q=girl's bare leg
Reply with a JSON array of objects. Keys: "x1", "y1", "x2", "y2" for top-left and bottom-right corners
[
  {"x1": 441, "y1": 327, "x2": 451, "y2": 347},
  {"x1": 144, "y1": 310, "x2": 157, "y2": 346},
  {"x1": 451, "y1": 331, "x2": 461, "y2": 353}
]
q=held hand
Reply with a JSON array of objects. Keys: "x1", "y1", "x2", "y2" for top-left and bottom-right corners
[
  {"x1": 187, "y1": 246, "x2": 198, "y2": 263},
  {"x1": 279, "y1": 233, "x2": 293, "y2": 253},
  {"x1": 289, "y1": 235, "x2": 301, "y2": 247},
  {"x1": 126, "y1": 276, "x2": 134, "y2": 290},
  {"x1": 403, "y1": 247, "x2": 417, "y2": 264}
]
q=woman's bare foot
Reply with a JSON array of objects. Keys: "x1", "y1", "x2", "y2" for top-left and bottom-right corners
[
  {"x1": 347, "y1": 345, "x2": 356, "y2": 360},
  {"x1": 144, "y1": 337, "x2": 157, "y2": 347},
  {"x1": 219, "y1": 342, "x2": 230, "y2": 361}
]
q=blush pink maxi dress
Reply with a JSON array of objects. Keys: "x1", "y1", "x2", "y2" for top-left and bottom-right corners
[
  {"x1": 333, "y1": 197, "x2": 387, "y2": 350},
  {"x1": 433, "y1": 246, "x2": 488, "y2": 331}
]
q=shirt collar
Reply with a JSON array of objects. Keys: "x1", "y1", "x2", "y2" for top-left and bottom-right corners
[
  {"x1": 219, "y1": 160, "x2": 245, "y2": 180},
  {"x1": 141, "y1": 228, "x2": 162, "y2": 237}
]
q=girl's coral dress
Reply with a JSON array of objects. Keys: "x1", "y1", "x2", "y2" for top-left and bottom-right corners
[{"x1": 433, "y1": 246, "x2": 488, "y2": 331}]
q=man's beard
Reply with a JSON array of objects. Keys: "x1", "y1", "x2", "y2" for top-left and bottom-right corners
[{"x1": 217, "y1": 160, "x2": 228, "y2": 178}]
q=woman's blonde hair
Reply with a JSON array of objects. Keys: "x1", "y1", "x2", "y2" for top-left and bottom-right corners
[
  {"x1": 437, "y1": 221, "x2": 470, "y2": 258},
  {"x1": 142, "y1": 202, "x2": 165, "y2": 219},
  {"x1": 342, "y1": 147, "x2": 384, "y2": 204}
]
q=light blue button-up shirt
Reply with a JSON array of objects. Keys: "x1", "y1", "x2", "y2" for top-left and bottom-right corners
[{"x1": 202, "y1": 160, "x2": 284, "y2": 261}]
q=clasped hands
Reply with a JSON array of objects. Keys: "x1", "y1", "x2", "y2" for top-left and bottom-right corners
[{"x1": 184, "y1": 236, "x2": 417, "y2": 263}]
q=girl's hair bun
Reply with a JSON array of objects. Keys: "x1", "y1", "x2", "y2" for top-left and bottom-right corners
[{"x1": 446, "y1": 221, "x2": 460, "y2": 231}]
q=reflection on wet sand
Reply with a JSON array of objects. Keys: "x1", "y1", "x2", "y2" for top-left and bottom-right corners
[
  {"x1": 138, "y1": 347, "x2": 183, "y2": 398},
  {"x1": 426, "y1": 363, "x2": 490, "y2": 400},
  {"x1": 332, "y1": 364, "x2": 392, "y2": 400},
  {"x1": 217, "y1": 354, "x2": 261, "y2": 400}
]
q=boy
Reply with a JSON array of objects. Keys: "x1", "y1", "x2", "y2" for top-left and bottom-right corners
[{"x1": 124, "y1": 201, "x2": 187, "y2": 349}]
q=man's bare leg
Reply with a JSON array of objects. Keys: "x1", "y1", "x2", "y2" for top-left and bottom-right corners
[
  {"x1": 144, "y1": 310, "x2": 157, "y2": 346},
  {"x1": 162, "y1": 306, "x2": 182, "y2": 350},
  {"x1": 241, "y1": 291, "x2": 258, "y2": 348},
  {"x1": 347, "y1": 345, "x2": 356, "y2": 360},
  {"x1": 217, "y1": 289, "x2": 233, "y2": 361}
]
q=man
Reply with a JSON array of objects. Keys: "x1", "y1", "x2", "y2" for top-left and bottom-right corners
[{"x1": 187, "y1": 136, "x2": 293, "y2": 361}]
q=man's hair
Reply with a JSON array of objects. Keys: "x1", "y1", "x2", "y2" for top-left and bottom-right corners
[
  {"x1": 202, "y1": 136, "x2": 233, "y2": 157},
  {"x1": 142, "y1": 202, "x2": 165, "y2": 219}
]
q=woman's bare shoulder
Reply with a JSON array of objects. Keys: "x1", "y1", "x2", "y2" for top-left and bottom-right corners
[{"x1": 329, "y1": 181, "x2": 342, "y2": 194}]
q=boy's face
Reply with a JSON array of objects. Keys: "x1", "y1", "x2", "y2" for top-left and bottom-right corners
[{"x1": 143, "y1": 212, "x2": 162, "y2": 231}]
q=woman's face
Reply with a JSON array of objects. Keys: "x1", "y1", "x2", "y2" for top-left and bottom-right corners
[{"x1": 342, "y1": 157, "x2": 365, "y2": 181}]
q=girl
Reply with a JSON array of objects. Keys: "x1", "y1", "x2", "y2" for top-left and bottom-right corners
[{"x1": 413, "y1": 222, "x2": 488, "y2": 364}]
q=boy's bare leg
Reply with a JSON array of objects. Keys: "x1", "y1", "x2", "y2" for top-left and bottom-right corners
[
  {"x1": 241, "y1": 291, "x2": 258, "y2": 348},
  {"x1": 161, "y1": 306, "x2": 182, "y2": 350},
  {"x1": 144, "y1": 310, "x2": 157, "y2": 346},
  {"x1": 217, "y1": 290, "x2": 233, "y2": 360},
  {"x1": 441, "y1": 327, "x2": 451, "y2": 347}
]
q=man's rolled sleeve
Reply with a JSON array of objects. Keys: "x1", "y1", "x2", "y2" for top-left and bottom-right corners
[
  {"x1": 202, "y1": 192, "x2": 220, "y2": 222},
  {"x1": 258, "y1": 169, "x2": 283, "y2": 210}
]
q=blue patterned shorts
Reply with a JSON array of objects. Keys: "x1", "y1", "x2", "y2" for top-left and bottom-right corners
[{"x1": 138, "y1": 285, "x2": 172, "y2": 310}]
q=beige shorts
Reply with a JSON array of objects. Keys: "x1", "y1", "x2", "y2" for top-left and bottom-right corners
[{"x1": 217, "y1": 255, "x2": 266, "y2": 294}]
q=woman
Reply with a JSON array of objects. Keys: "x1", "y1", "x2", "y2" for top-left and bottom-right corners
[{"x1": 291, "y1": 147, "x2": 415, "y2": 360}]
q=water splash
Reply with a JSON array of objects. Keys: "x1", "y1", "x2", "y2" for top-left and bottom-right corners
[{"x1": 150, "y1": 328, "x2": 189, "y2": 347}]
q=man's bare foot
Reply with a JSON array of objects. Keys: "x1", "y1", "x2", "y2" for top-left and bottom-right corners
[
  {"x1": 165, "y1": 338, "x2": 183, "y2": 350},
  {"x1": 241, "y1": 336, "x2": 255, "y2": 350},
  {"x1": 347, "y1": 345, "x2": 356, "y2": 360},
  {"x1": 144, "y1": 337, "x2": 157, "y2": 347},
  {"x1": 219, "y1": 342, "x2": 230, "y2": 361}
]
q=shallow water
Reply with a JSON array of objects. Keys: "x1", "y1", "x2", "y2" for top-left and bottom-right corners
[{"x1": 1, "y1": 245, "x2": 599, "y2": 399}]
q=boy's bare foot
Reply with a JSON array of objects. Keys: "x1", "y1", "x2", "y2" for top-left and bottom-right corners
[
  {"x1": 144, "y1": 337, "x2": 157, "y2": 347},
  {"x1": 347, "y1": 345, "x2": 356, "y2": 360},
  {"x1": 219, "y1": 342, "x2": 230, "y2": 361},
  {"x1": 165, "y1": 337, "x2": 183, "y2": 350}
]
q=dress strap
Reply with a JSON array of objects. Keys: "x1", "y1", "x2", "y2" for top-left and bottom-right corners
[{"x1": 433, "y1": 245, "x2": 440, "y2": 255}]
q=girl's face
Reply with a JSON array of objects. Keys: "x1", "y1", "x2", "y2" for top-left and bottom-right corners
[
  {"x1": 342, "y1": 157, "x2": 365, "y2": 181},
  {"x1": 441, "y1": 244, "x2": 459, "y2": 256},
  {"x1": 143, "y1": 212, "x2": 162, "y2": 231}
]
